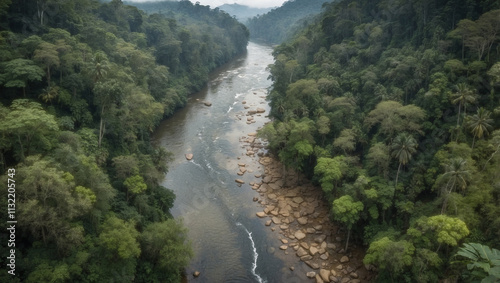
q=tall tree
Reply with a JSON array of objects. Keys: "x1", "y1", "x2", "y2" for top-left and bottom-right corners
[
  {"x1": 332, "y1": 195, "x2": 364, "y2": 251},
  {"x1": 0, "y1": 58, "x2": 45, "y2": 97},
  {"x1": 33, "y1": 41, "x2": 60, "y2": 87},
  {"x1": 466, "y1": 107, "x2": 493, "y2": 149},
  {"x1": 440, "y1": 158, "x2": 471, "y2": 214},
  {"x1": 391, "y1": 132, "x2": 418, "y2": 188},
  {"x1": 450, "y1": 83, "x2": 476, "y2": 129},
  {"x1": 0, "y1": 99, "x2": 58, "y2": 161}
]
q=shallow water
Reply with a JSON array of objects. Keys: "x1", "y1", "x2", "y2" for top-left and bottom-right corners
[{"x1": 153, "y1": 42, "x2": 303, "y2": 283}]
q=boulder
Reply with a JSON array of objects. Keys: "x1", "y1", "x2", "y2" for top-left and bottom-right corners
[
  {"x1": 256, "y1": 107, "x2": 266, "y2": 113},
  {"x1": 296, "y1": 247, "x2": 308, "y2": 257},
  {"x1": 272, "y1": 217, "x2": 281, "y2": 224},
  {"x1": 300, "y1": 242, "x2": 310, "y2": 250},
  {"x1": 193, "y1": 271, "x2": 200, "y2": 277},
  {"x1": 310, "y1": 246, "x2": 319, "y2": 256},
  {"x1": 235, "y1": 179, "x2": 245, "y2": 184},
  {"x1": 185, "y1": 154, "x2": 193, "y2": 160},
  {"x1": 305, "y1": 261, "x2": 320, "y2": 269},
  {"x1": 265, "y1": 220, "x2": 272, "y2": 226},
  {"x1": 340, "y1": 256, "x2": 349, "y2": 263},
  {"x1": 306, "y1": 272, "x2": 316, "y2": 278},
  {"x1": 314, "y1": 235, "x2": 326, "y2": 244},
  {"x1": 297, "y1": 217, "x2": 308, "y2": 225},
  {"x1": 256, "y1": 212, "x2": 266, "y2": 218},
  {"x1": 204, "y1": 101, "x2": 212, "y2": 106},
  {"x1": 294, "y1": 231, "x2": 306, "y2": 240},
  {"x1": 280, "y1": 245, "x2": 288, "y2": 250},
  {"x1": 315, "y1": 274, "x2": 325, "y2": 283},
  {"x1": 319, "y1": 269, "x2": 331, "y2": 282},
  {"x1": 306, "y1": 228, "x2": 316, "y2": 234},
  {"x1": 301, "y1": 255, "x2": 313, "y2": 261},
  {"x1": 292, "y1": 197, "x2": 304, "y2": 204}
]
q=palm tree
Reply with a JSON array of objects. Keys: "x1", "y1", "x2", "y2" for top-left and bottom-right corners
[
  {"x1": 441, "y1": 158, "x2": 470, "y2": 214},
  {"x1": 467, "y1": 108, "x2": 493, "y2": 149},
  {"x1": 39, "y1": 85, "x2": 59, "y2": 105},
  {"x1": 391, "y1": 132, "x2": 418, "y2": 188},
  {"x1": 451, "y1": 83, "x2": 476, "y2": 129},
  {"x1": 90, "y1": 51, "x2": 109, "y2": 83}
]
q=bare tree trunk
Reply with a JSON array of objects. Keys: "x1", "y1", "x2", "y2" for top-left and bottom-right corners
[
  {"x1": 345, "y1": 228, "x2": 351, "y2": 252},
  {"x1": 395, "y1": 163, "x2": 402, "y2": 188},
  {"x1": 98, "y1": 105, "x2": 105, "y2": 148}
]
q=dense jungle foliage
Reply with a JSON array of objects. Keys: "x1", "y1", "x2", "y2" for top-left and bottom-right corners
[
  {"x1": 258, "y1": 0, "x2": 500, "y2": 281},
  {"x1": 0, "y1": 0, "x2": 248, "y2": 282},
  {"x1": 246, "y1": 0, "x2": 333, "y2": 44}
]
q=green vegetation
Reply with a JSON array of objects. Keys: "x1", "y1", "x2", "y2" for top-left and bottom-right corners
[
  {"x1": 246, "y1": 0, "x2": 332, "y2": 44},
  {"x1": 0, "y1": 0, "x2": 248, "y2": 281},
  {"x1": 259, "y1": 0, "x2": 500, "y2": 281}
]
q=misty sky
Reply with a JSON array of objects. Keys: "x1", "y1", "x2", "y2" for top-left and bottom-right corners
[{"x1": 128, "y1": 0, "x2": 286, "y2": 9}]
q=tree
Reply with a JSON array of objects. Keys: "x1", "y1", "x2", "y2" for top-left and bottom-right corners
[
  {"x1": 99, "y1": 216, "x2": 141, "y2": 260},
  {"x1": 450, "y1": 83, "x2": 476, "y2": 130},
  {"x1": 391, "y1": 132, "x2": 418, "y2": 188},
  {"x1": 440, "y1": 158, "x2": 471, "y2": 214},
  {"x1": 314, "y1": 156, "x2": 346, "y2": 194},
  {"x1": 33, "y1": 41, "x2": 60, "y2": 87},
  {"x1": 408, "y1": 215, "x2": 469, "y2": 253},
  {"x1": 0, "y1": 0, "x2": 11, "y2": 17},
  {"x1": 483, "y1": 130, "x2": 500, "y2": 170},
  {"x1": 467, "y1": 108, "x2": 493, "y2": 149},
  {"x1": 363, "y1": 237, "x2": 415, "y2": 280},
  {"x1": 331, "y1": 195, "x2": 363, "y2": 251},
  {"x1": 366, "y1": 142, "x2": 390, "y2": 179},
  {"x1": 0, "y1": 58, "x2": 45, "y2": 97},
  {"x1": 333, "y1": 128, "x2": 357, "y2": 154},
  {"x1": 39, "y1": 85, "x2": 60, "y2": 104},
  {"x1": 17, "y1": 157, "x2": 92, "y2": 253},
  {"x1": 364, "y1": 101, "x2": 426, "y2": 138},
  {"x1": 90, "y1": 51, "x2": 109, "y2": 83},
  {"x1": 93, "y1": 79, "x2": 122, "y2": 147},
  {"x1": 0, "y1": 99, "x2": 58, "y2": 161},
  {"x1": 123, "y1": 174, "x2": 147, "y2": 202},
  {"x1": 141, "y1": 219, "x2": 192, "y2": 280}
]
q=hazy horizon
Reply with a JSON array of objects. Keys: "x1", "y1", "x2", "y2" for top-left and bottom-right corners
[{"x1": 126, "y1": 0, "x2": 285, "y2": 9}]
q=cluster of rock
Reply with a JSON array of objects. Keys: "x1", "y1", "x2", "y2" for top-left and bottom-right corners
[
  {"x1": 236, "y1": 104, "x2": 266, "y2": 125},
  {"x1": 239, "y1": 132, "x2": 371, "y2": 282}
]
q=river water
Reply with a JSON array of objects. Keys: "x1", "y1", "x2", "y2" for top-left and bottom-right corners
[{"x1": 153, "y1": 42, "x2": 305, "y2": 283}]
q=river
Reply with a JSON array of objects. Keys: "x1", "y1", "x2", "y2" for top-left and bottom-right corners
[{"x1": 153, "y1": 42, "x2": 304, "y2": 283}]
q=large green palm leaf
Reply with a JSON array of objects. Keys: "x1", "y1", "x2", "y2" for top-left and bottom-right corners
[{"x1": 456, "y1": 243, "x2": 500, "y2": 282}]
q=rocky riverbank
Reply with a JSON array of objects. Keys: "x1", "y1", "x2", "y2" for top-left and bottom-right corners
[{"x1": 235, "y1": 125, "x2": 375, "y2": 282}]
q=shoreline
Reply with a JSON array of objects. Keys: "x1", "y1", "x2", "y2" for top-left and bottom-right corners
[{"x1": 237, "y1": 124, "x2": 375, "y2": 282}]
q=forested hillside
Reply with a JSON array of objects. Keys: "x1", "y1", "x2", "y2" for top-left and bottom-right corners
[
  {"x1": 0, "y1": 0, "x2": 248, "y2": 282},
  {"x1": 216, "y1": 4, "x2": 273, "y2": 23},
  {"x1": 260, "y1": 0, "x2": 500, "y2": 281},
  {"x1": 246, "y1": 0, "x2": 333, "y2": 44}
]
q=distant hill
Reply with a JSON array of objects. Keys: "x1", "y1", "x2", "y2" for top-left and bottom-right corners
[
  {"x1": 217, "y1": 3, "x2": 273, "y2": 23},
  {"x1": 246, "y1": 0, "x2": 333, "y2": 44}
]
